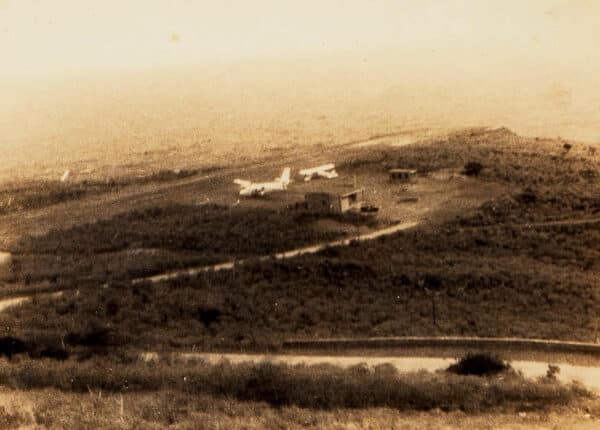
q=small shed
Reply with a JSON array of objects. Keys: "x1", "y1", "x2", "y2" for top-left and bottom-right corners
[
  {"x1": 305, "y1": 188, "x2": 365, "y2": 214},
  {"x1": 389, "y1": 168, "x2": 417, "y2": 182}
]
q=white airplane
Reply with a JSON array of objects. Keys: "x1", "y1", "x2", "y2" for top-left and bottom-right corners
[
  {"x1": 298, "y1": 163, "x2": 338, "y2": 182},
  {"x1": 234, "y1": 167, "x2": 291, "y2": 197}
]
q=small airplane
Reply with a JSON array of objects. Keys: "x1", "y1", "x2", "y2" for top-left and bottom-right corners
[
  {"x1": 234, "y1": 167, "x2": 291, "y2": 197},
  {"x1": 298, "y1": 163, "x2": 338, "y2": 181}
]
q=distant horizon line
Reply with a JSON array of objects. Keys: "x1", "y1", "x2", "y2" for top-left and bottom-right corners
[{"x1": 0, "y1": 43, "x2": 579, "y2": 87}]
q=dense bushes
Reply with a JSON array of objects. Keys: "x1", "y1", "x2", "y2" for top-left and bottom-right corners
[
  {"x1": 17, "y1": 204, "x2": 344, "y2": 256},
  {"x1": 6, "y1": 179, "x2": 600, "y2": 349},
  {"x1": 0, "y1": 336, "x2": 28, "y2": 359},
  {"x1": 8, "y1": 215, "x2": 599, "y2": 351},
  {"x1": 0, "y1": 336, "x2": 68, "y2": 361},
  {"x1": 460, "y1": 187, "x2": 600, "y2": 226},
  {"x1": 12, "y1": 204, "x2": 365, "y2": 282},
  {"x1": 0, "y1": 358, "x2": 590, "y2": 412}
]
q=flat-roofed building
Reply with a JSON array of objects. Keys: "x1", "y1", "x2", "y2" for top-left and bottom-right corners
[
  {"x1": 304, "y1": 188, "x2": 365, "y2": 214},
  {"x1": 389, "y1": 168, "x2": 417, "y2": 182}
]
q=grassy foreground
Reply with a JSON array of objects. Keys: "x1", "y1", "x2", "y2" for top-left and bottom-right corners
[
  {"x1": 0, "y1": 388, "x2": 598, "y2": 430},
  {"x1": 0, "y1": 357, "x2": 593, "y2": 412},
  {"x1": 0, "y1": 356, "x2": 598, "y2": 429}
]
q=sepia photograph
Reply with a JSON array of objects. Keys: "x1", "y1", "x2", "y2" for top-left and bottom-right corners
[{"x1": 1, "y1": 0, "x2": 600, "y2": 428}]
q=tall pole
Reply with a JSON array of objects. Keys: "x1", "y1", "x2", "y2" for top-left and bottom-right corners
[{"x1": 431, "y1": 293, "x2": 437, "y2": 328}]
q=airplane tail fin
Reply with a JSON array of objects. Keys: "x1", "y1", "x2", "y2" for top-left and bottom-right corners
[{"x1": 279, "y1": 167, "x2": 291, "y2": 185}]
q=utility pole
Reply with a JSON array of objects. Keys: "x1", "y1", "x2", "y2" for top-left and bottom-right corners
[
  {"x1": 431, "y1": 292, "x2": 438, "y2": 328},
  {"x1": 424, "y1": 287, "x2": 439, "y2": 328}
]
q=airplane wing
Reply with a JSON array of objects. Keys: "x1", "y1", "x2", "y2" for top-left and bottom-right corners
[
  {"x1": 318, "y1": 170, "x2": 338, "y2": 179},
  {"x1": 300, "y1": 164, "x2": 335, "y2": 176},
  {"x1": 233, "y1": 179, "x2": 252, "y2": 187}
]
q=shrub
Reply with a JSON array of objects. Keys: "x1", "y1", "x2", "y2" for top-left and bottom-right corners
[
  {"x1": 517, "y1": 188, "x2": 538, "y2": 204},
  {"x1": 546, "y1": 364, "x2": 561, "y2": 380},
  {"x1": 421, "y1": 273, "x2": 443, "y2": 290},
  {"x1": 31, "y1": 346, "x2": 70, "y2": 361},
  {"x1": 447, "y1": 352, "x2": 510, "y2": 376},
  {"x1": 0, "y1": 336, "x2": 29, "y2": 359},
  {"x1": 463, "y1": 161, "x2": 484, "y2": 176},
  {"x1": 65, "y1": 325, "x2": 115, "y2": 348},
  {"x1": 197, "y1": 307, "x2": 222, "y2": 328}
]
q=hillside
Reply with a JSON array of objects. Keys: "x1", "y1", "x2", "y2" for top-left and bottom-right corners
[{"x1": 2, "y1": 128, "x2": 599, "y2": 353}]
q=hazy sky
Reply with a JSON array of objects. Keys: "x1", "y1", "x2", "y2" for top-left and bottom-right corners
[
  {"x1": 1, "y1": 0, "x2": 599, "y2": 80},
  {"x1": 1, "y1": 0, "x2": 600, "y2": 180}
]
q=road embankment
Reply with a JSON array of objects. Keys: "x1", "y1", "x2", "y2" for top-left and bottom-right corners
[{"x1": 283, "y1": 336, "x2": 600, "y2": 358}]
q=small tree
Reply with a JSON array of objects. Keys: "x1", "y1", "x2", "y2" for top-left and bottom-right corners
[
  {"x1": 447, "y1": 352, "x2": 510, "y2": 376},
  {"x1": 418, "y1": 274, "x2": 443, "y2": 328},
  {"x1": 517, "y1": 188, "x2": 537, "y2": 204},
  {"x1": 546, "y1": 364, "x2": 560, "y2": 380}
]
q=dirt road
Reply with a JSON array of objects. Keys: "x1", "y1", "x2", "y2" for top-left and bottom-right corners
[
  {"x1": 0, "y1": 291, "x2": 63, "y2": 313},
  {"x1": 525, "y1": 217, "x2": 600, "y2": 228},
  {"x1": 133, "y1": 220, "x2": 419, "y2": 284}
]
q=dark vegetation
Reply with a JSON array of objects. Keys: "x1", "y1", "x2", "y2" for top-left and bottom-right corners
[
  {"x1": 8, "y1": 214, "x2": 600, "y2": 351},
  {"x1": 447, "y1": 353, "x2": 510, "y2": 376},
  {"x1": 16, "y1": 204, "x2": 343, "y2": 255},
  {"x1": 12, "y1": 154, "x2": 600, "y2": 346},
  {"x1": 461, "y1": 188, "x2": 600, "y2": 225},
  {"x1": 0, "y1": 358, "x2": 591, "y2": 413},
  {"x1": 344, "y1": 127, "x2": 599, "y2": 187},
  {"x1": 3, "y1": 128, "x2": 600, "y2": 351},
  {"x1": 0, "y1": 336, "x2": 28, "y2": 359},
  {"x1": 11, "y1": 204, "x2": 367, "y2": 283},
  {"x1": 0, "y1": 335, "x2": 68, "y2": 361},
  {"x1": 0, "y1": 167, "x2": 212, "y2": 215},
  {"x1": 463, "y1": 161, "x2": 484, "y2": 176}
]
